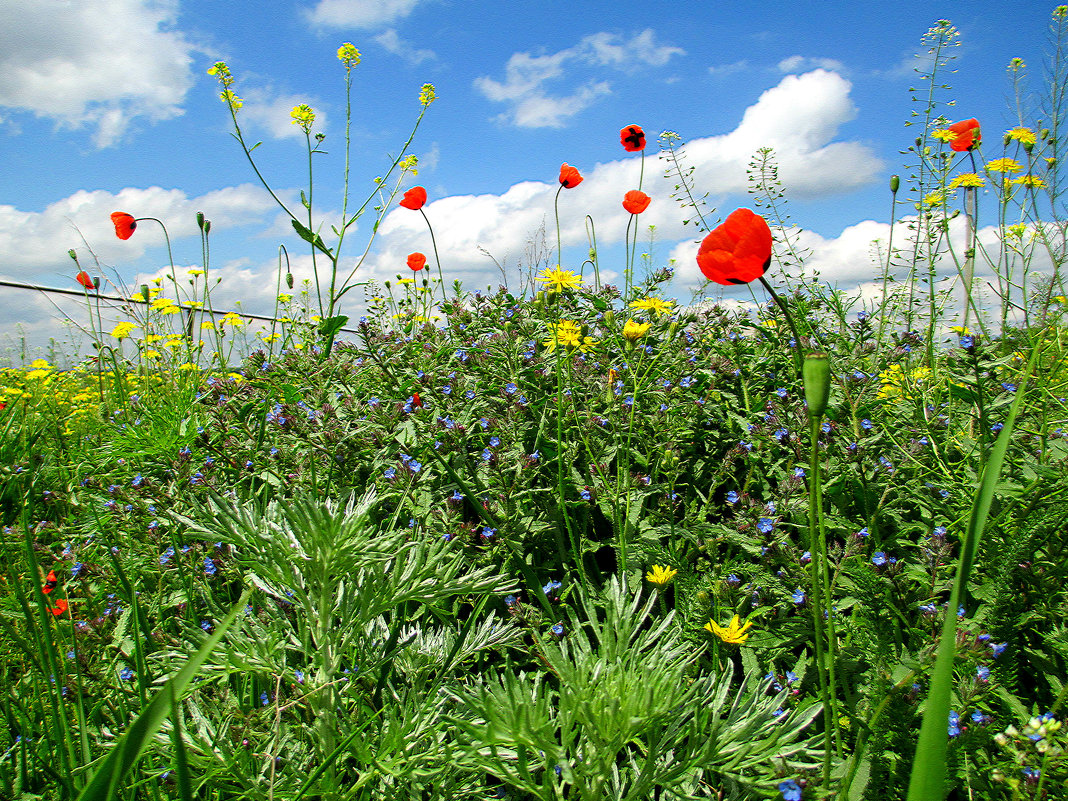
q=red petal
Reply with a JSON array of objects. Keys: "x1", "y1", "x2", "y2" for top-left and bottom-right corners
[
  {"x1": 407, "y1": 252, "x2": 427, "y2": 271},
  {"x1": 620, "y1": 125, "x2": 646, "y2": 152},
  {"x1": 110, "y1": 212, "x2": 137, "y2": 240},
  {"x1": 399, "y1": 187, "x2": 427, "y2": 210},
  {"x1": 622, "y1": 190, "x2": 650, "y2": 214},
  {"x1": 697, "y1": 209, "x2": 772, "y2": 285},
  {"x1": 75, "y1": 271, "x2": 95, "y2": 290},
  {"x1": 558, "y1": 164, "x2": 583, "y2": 188},
  {"x1": 51, "y1": 599, "x2": 68, "y2": 616}
]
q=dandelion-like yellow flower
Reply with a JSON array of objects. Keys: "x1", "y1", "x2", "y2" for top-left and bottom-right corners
[
  {"x1": 290, "y1": 104, "x2": 316, "y2": 134},
  {"x1": 220, "y1": 312, "x2": 245, "y2": 327},
  {"x1": 1007, "y1": 127, "x2": 1037, "y2": 146},
  {"x1": 178, "y1": 363, "x2": 198, "y2": 371},
  {"x1": 704, "y1": 615, "x2": 753, "y2": 645},
  {"x1": 337, "y1": 42, "x2": 361, "y2": 66},
  {"x1": 29, "y1": 359, "x2": 52, "y2": 370},
  {"x1": 260, "y1": 332, "x2": 281, "y2": 343},
  {"x1": 143, "y1": 350, "x2": 161, "y2": 360},
  {"x1": 201, "y1": 321, "x2": 215, "y2": 330},
  {"x1": 921, "y1": 191, "x2": 945, "y2": 208},
  {"x1": 150, "y1": 297, "x2": 175, "y2": 310},
  {"x1": 629, "y1": 297, "x2": 675, "y2": 316},
  {"x1": 986, "y1": 158, "x2": 1023, "y2": 174},
  {"x1": 949, "y1": 173, "x2": 985, "y2": 189},
  {"x1": 931, "y1": 129, "x2": 956, "y2": 143},
  {"x1": 622, "y1": 319, "x2": 651, "y2": 342},
  {"x1": 948, "y1": 325, "x2": 972, "y2": 335},
  {"x1": 543, "y1": 320, "x2": 596, "y2": 354},
  {"x1": 1010, "y1": 175, "x2": 1046, "y2": 188},
  {"x1": 187, "y1": 269, "x2": 205, "y2": 277},
  {"x1": 277, "y1": 293, "x2": 293, "y2": 303},
  {"x1": 537, "y1": 266, "x2": 582, "y2": 293},
  {"x1": 111, "y1": 321, "x2": 138, "y2": 340},
  {"x1": 646, "y1": 564, "x2": 677, "y2": 587},
  {"x1": 419, "y1": 83, "x2": 437, "y2": 107}
]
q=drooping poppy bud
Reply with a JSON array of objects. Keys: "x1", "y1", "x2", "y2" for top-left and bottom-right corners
[
  {"x1": 399, "y1": 186, "x2": 427, "y2": 210},
  {"x1": 622, "y1": 190, "x2": 651, "y2": 214},
  {"x1": 620, "y1": 125, "x2": 646, "y2": 152},
  {"x1": 696, "y1": 209, "x2": 773, "y2": 285},
  {"x1": 76, "y1": 271, "x2": 95, "y2": 290},
  {"x1": 110, "y1": 212, "x2": 137, "y2": 240},
  {"x1": 948, "y1": 119, "x2": 981, "y2": 152},
  {"x1": 407, "y1": 252, "x2": 427, "y2": 272},
  {"x1": 558, "y1": 164, "x2": 583, "y2": 188}
]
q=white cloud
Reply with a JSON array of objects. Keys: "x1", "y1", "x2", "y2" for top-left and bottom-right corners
[
  {"x1": 708, "y1": 60, "x2": 750, "y2": 76},
  {"x1": 374, "y1": 28, "x2": 435, "y2": 64},
  {"x1": 778, "y1": 55, "x2": 847, "y2": 74},
  {"x1": 304, "y1": 0, "x2": 423, "y2": 29},
  {"x1": 475, "y1": 30, "x2": 685, "y2": 128},
  {"x1": 0, "y1": 0, "x2": 199, "y2": 147},
  {"x1": 241, "y1": 90, "x2": 329, "y2": 140}
]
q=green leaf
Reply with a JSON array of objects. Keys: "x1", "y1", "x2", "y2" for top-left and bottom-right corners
[{"x1": 318, "y1": 315, "x2": 349, "y2": 339}]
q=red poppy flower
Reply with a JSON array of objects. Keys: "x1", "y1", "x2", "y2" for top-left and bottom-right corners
[
  {"x1": 558, "y1": 164, "x2": 583, "y2": 188},
  {"x1": 407, "y1": 252, "x2": 427, "y2": 272},
  {"x1": 42, "y1": 570, "x2": 58, "y2": 594},
  {"x1": 50, "y1": 599, "x2": 68, "y2": 616},
  {"x1": 399, "y1": 187, "x2": 427, "y2": 210},
  {"x1": 75, "y1": 271, "x2": 95, "y2": 290},
  {"x1": 111, "y1": 212, "x2": 137, "y2": 240},
  {"x1": 622, "y1": 190, "x2": 651, "y2": 215},
  {"x1": 696, "y1": 208, "x2": 773, "y2": 285},
  {"x1": 620, "y1": 125, "x2": 646, "y2": 152},
  {"x1": 412, "y1": 392, "x2": 423, "y2": 409},
  {"x1": 948, "y1": 119, "x2": 981, "y2": 152}
]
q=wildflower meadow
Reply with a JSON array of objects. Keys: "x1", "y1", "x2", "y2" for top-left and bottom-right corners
[{"x1": 5, "y1": 9, "x2": 1068, "y2": 801}]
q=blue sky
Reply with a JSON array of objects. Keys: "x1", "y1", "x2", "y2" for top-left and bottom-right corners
[{"x1": 0, "y1": 0, "x2": 1060, "y2": 359}]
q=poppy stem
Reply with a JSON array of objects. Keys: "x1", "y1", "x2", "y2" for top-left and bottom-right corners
[
  {"x1": 757, "y1": 276, "x2": 805, "y2": 377},
  {"x1": 554, "y1": 185, "x2": 564, "y2": 270},
  {"x1": 420, "y1": 208, "x2": 447, "y2": 301}
]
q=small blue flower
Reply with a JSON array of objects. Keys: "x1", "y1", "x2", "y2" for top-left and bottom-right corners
[
  {"x1": 543, "y1": 579, "x2": 562, "y2": 597},
  {"x1": 384, "y1": 467, "x2": 396, "y2": 479},
  {"x1": 991, "y1": 642, "x2": 1007, "y2": 658},
  {"x1": 550, "y1": 623, "x2": 564, "y2": 637},
  {"x1": 757, "y1": 518, "x2": 775, "y2": 534},
  {"x1": 778, "y1": 779, "x2": 803, "y2": 801},
  {"x1": 200, "y1": 620, "x2": 212, "y2": 632},
  {"x1": 861, "y1": 419, "x2": 873, "y2": 430},
  {"x1": 976, "y1": 666, "x2": 990, "y2": 681},
  {"x1": 204, "y1": 557, "x2": 217, "y2": 577},
  {"x1": 159, "y1": 546, "x2": 174, "y2": 565},
  {"x1": 119, "y1": 667, "x2": 135, "y2": 681},
  {"x1": 960, "y1": 335, "x2": 975, "y2": 350},
  {"x1": 260, "y1": 691, "x2": 270, "y2": 706},
  {"x1": 872, "y1": 552, "x2": 888, "y2": 567},
  {"x1": 726, "y1": 490, "x2": 739, "y2": 504},
  {"x1": 504, "y1": 382, "x2": 517, "y2": 395},
  {"x1": 948, "y1": 710, "x2": 961, "y2": 737},
  {"x1": 792, "y1": 588, "x2": 805, "y2": 605}
]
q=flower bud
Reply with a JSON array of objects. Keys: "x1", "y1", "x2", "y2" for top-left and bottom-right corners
[
  {"x1": 286, "y1": 272, "x2": 294, "y2": 289},
  {"x1": 68, "y1": 248, "x2": 78, "y2": 261},
  {"x1": 196, "y1": 211, "x2": 205, "y2": 229},
  {"x1": 140, "y1": 284, "x2": 150, "y2": 302},
  {"x1": 603, "y1": 309, "x2": 615, "y2": 328},
  {"x1": 803, "y1": 352, "x2": 831, "y2": 419},
  {"x1": 890, "y1": 175, "x2": 900, "y2": 194}
]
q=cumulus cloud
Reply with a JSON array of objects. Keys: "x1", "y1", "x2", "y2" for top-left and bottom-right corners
[
  {"x1": 0, "y1": 184, "x2": 278, "y2": 278},
  {"x1": 374, "y1": 28, "x2": 435, "y2": 64},
  {"x1": 241, "y1": 91, "x2": 329, "y2": 140},
  {"x1": 0, "y1": 0, "x2": 199, "y2": 147},
  {"x1": 474, "y1": 30, "x2": 684, "y2": 128},
  {"x1": 304, "y1": 0, "x2": 423, "y2": 29}
]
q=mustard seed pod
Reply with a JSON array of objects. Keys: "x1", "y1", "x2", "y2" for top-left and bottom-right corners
[
  {"x1": 803, "y1": 352, "x2": 831, "y2": 419},
  {"x1": 890, "y1": 175, "x2": 900, "y2": 194}
]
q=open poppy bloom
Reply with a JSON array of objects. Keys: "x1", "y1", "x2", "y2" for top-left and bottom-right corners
[
  {"x1": 620, "y1": 125, "x2": 646, "y2": 152},
  {"x1": 75, "y1": 271, "x2": 95, "y2": 290},
  {"x1": 622, "y1": 190, "x2": 651, "y2": 214},
  {"x1": 696, "y1": 208, "x2": 773, "y2": 285},
  {"x1": 42, "y1": 570, "x2": 58, "y2": 594},
  {"x1": 50, "y1": 599, "x2": 69, "y2": 617},
  {"x1": 948, "y1": 119, "x2": 981, "y2": 152},
  {"x1": 558, "y1": 163, "x2": 583, "y2": 188},
  {"x1": 407, "y1": 252, "x2": 427, "y2": 271},
  {"x1": 111, "y1": 212, "x2": 137, "y2": 240},
  {"x1": 399, "y1": 186, "x2": 427, "y2": 210}
]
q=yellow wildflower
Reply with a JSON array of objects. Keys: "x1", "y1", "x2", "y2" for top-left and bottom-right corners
[
  {"x1": 187, "y1": 269, "x2": 205, "y2": 277},
  {"x1": 629, "y1": 297, "x2": 675, "y2": 316},
  {"x1": 645, "y1": 564, "x2": 678, "y2": 587},
  {"x1": 151, "y1": 297, "x2": 176, "y2": 310},
  {"x1": 277, "y1": 293, "x2": 293, "y2": 303},
  {"x1": 949, "y1": 325, "x2": 972, "y2": 335},
  {"x1": 178, "y1": 363, "x2": 198, "y2": 371},
  {"x1": 143, "y1": 350, "x2": 161, "y2": 360},
  {"x1": 1006, "y1": 224, "x2": 1027, "y2": 239},
  {"x1": 220, "y1": 312, "x2": 245, "y2": 327},
  {"x1": 397, "y1": 278, "x2": 415, "y2": 286},
  {"x1": 111, "y1": 321, "x2": 138, "y2": 340},
  {"x1": 290, "y1": 104, "x2": 316, "y2": 134},
  {"x1": 1007, "y1": 127, "x2": 1037, "y2": 146},
  {"x1": 931, "y1": 129, "x2": 956, "y2": 143},
  {"x1": 949, "y1": 173, "x2": 984, "y2": 189},
  {"x1": 29, "y1": 359, "x2": 52, "y2": 370},
  {"x1": 145, "y1": 334, "x2": 163, "y2": 343},
  {"x1": 260, "y1": 332, "x2": 281, "y2": 343},
  {"x1": 1009, "y1": 175, "x2": 1046, "y2": 188},
  {"x1": 986, "y1": 158, "x2": 1022, "y2": 174},
  {"x1": 704, "y1": 615, "x2": 753, "y2": 645},
  {"x1": 219, "y1": 89, "x2": 244, "y2": 110},
  {"x1": 201, "y1": 321, "x2": 215, "y2": 330},
  {"x1": 622, "y1": 319, "x2": 651, "y2": 342},
  {"x1": 921, "y1": 191, "x2": 945, "y2": 208},
  {"x1": 543, "y1": 320, "x2": 596, "y2": 353},
  {"x1": 419, "y1": 83, "x2": 437, "y2": 107},
  {"x1": 537, "y1": 266, "x2": 582, "y2": 293},
  {"x1": 337, "y1": 42, "x2": 361, "y2": 66}
]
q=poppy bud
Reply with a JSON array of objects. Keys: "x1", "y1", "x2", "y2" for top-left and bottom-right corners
[
  {"x1": 203, "y1": 219, "x2": 211, "y2": 234},
  {"x1": 803, "y1": 352, "x2": 831, "y2": 420},
  {"x1": 140, "y1": 284, "x2": 150, "y2": 302},
  {"x1": 603, "y1": 309, "x2": 615, "y2": 328},
  {"x1": 286, "y1": 272, "x2": 294, "y2": 289},
  {"x1": 68, "y1": 249, "x2": 78, "y2": 261},
  {"x1": 1041, "y1": 128, "x2": 1051, "y2": 140},
  {"x1": 889, "y1": 175, "x2": 900, "y2": 194},
  {"x1": 196, "y1": 211, "x2": 205, "y2": 229}
]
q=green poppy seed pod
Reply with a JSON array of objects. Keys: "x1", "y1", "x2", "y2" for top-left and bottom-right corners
[
  {"x1": 384, "y1": 280, "x2": 391, "y2": 289},
  {"x1": 92, "y1": 276, "x2": 100, "y2": 290},
  {"x1": 286, "y1": 272, "x2": 294, "y2": 289},
  {"x1": 196, "y1": 211, "x2": 205, "y2": 229},
  {"x1": 67, "y1": 248, "x2": 78, "y2": 261},
  {"x1": 140, "y1": 284, "x2": 150, "y2": 302},
  {"x1": 203, "y1": 219, "x2": 211, "y2": 234},
  {"x1": 889, "y1": 175, "x2": 900, "y2": 194},
  {"x1": 803, "y1": 352, "x2": 831, "y2": 420}
]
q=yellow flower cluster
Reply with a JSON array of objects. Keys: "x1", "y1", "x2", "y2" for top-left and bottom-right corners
[
  {"x1": 878, "y1": 363, "x2": 932, "y2": 400},
  {"x1": 622, "y1": 319, "x2": 651, "y2": 342},
  {"x1": 290, "y1": 104, "x2": 316, "y2": 134},
  {"x1": 419, "y1": 83, "x2": 437, "y2": 107},
  {"x1": 1007, "y1": 127, "x2": 1037, "y2": 146},
  {"x1": 208, "y1": 62, "x2": 243, "y2": 110},
  {"x1": 986, "y1": 158, "x2": 1022, "y2": 174},
  {"x1": 543, "y1": 320, "x2": 596, "y2": 353},
  {"x1": 336, "y1": 42, "x2": 361, "y2": 67}
]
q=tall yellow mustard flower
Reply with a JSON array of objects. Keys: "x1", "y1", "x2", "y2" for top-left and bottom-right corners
[
  {"x1": 290, "y1": 104, "x2": 316, "y2": 134},
  {"x1": 419, "y1": 83, "x2": 437, "y2": 107},
  {"x1": 537, "y1": 266, "x2": 582, "y2": 293},
  {"x1": 986, "y1": 158, "x2": 1023, "y2": 174},
  {"x1": 337, "y1": 42, "x2": 361, "y2": 66},
  {"x1": 705, "y1": 615, "x2": 753, "y2": 645}
]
